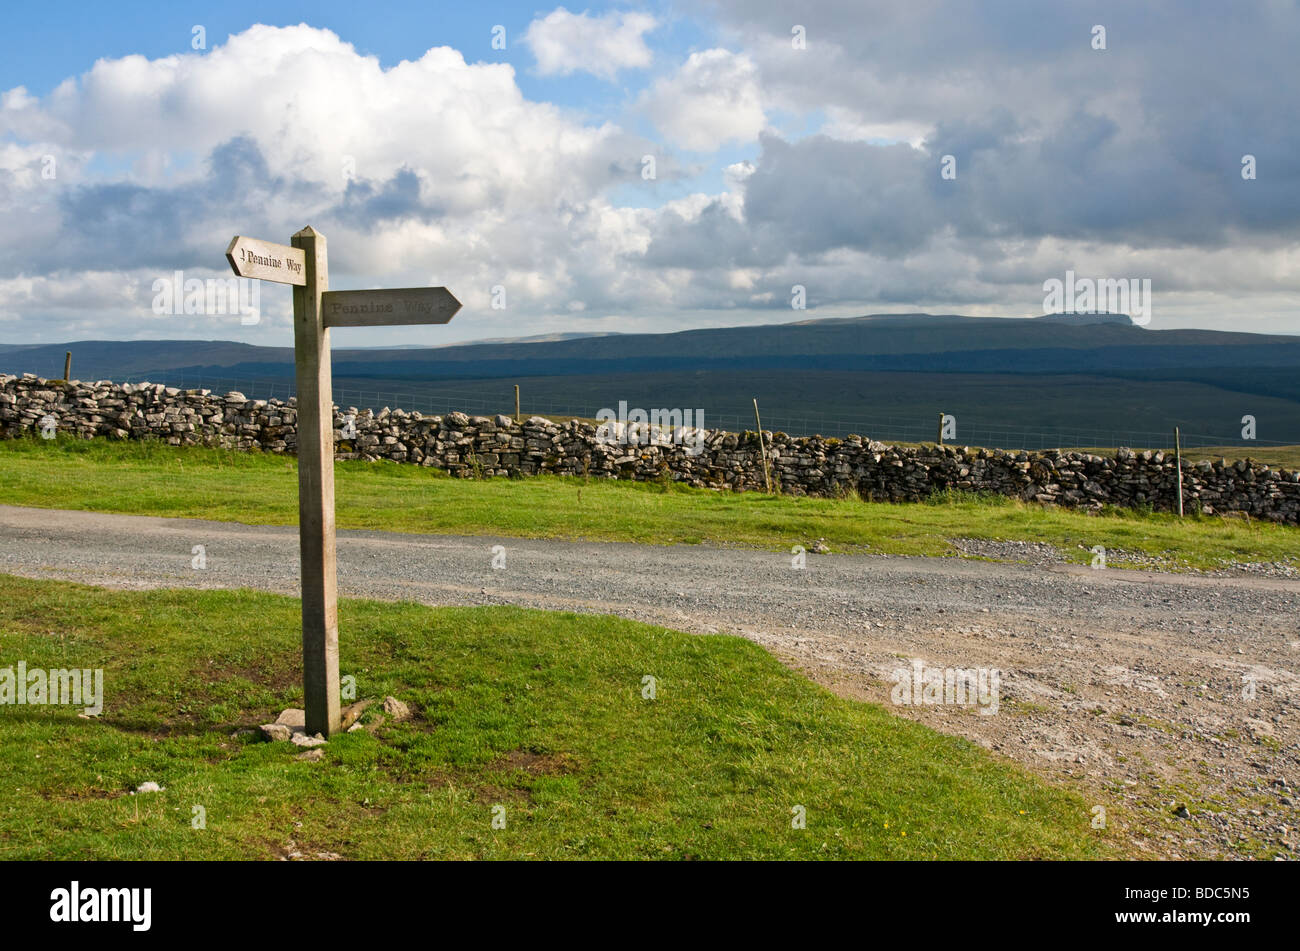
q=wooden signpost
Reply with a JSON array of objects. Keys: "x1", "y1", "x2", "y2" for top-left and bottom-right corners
[{"x1": 228, "y1": 226, "x2": 461, "y2": 736}]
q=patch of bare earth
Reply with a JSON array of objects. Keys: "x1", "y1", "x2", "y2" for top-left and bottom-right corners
[{"x1": 742, "y1": 589, "x2": 1300, "y2": 861}]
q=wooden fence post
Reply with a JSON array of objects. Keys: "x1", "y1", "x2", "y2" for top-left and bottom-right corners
[
  {"x1": 753, "y1": 398, "x2": 772, "y2": 494},
  {"x1": 1175, "y1": 426, "x2": 1184, "y2": 517}
]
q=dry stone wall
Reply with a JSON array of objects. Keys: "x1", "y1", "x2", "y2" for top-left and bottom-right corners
[{"x1": 3, "y1": 373, "x2": 1299, "y2": 524}]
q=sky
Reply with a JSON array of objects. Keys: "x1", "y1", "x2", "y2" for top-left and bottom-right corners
[{"x1": 1, "y1": 0, "x2": 1298, "y2": 347}]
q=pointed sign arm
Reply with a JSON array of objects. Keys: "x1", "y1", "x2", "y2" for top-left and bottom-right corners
[
  {"x1": 321, "y1": 287, "x2": 461, "y2": 327},
  {"x1": 226, "y1": 235, "x2": 307, "y2": 286}
]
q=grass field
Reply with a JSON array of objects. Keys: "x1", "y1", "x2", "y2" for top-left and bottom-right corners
[
  {"x1": 0, "y1": 574, "x2": 1120, "y2": 859},
  {"x1": 0, "y1": 437, "x2": 1296, "y2": 570}
]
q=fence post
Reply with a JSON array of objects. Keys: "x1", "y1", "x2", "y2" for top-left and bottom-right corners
[
  {"x1": 1174, "y1": 426, "x2": 1184, "y2": 517},
  {"x1": 63, "y1": 351, "x2": 72, "y2": 381},
  {"x1": 937, "y1": 412, "x2": 944, "y2": 446},
  {"x1": 514, "y1": 384, "x2": 520, "y2": 423},
  {"x1": 753, "y1": 398, "x2": 772, "y2": 494}
]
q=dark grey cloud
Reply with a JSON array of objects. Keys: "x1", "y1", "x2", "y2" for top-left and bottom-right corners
[
  {"x1": 2, "y1": 138, "x2": 474, "y2": 276},
  {"x1": 676, "y1": 0, "x2": 1300, "y2": 256},
  {"x1": 338, "y1": 168, "x2": 446, "y2": 226},
  {"x1": 639, "y1": 0, "x2": 1300, "y2": 283},
  {"x1": 0, "y1": 136, "x2": 308, "y2": 274}
]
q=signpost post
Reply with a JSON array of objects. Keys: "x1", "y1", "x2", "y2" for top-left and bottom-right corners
[{"x1": 228, "y1": 226, "x2": 461, "y2": 736}]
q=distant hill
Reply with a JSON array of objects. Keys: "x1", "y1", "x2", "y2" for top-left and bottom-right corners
[{"x1": 4, "y1": 314, "x2": 1299, "y2": 448}]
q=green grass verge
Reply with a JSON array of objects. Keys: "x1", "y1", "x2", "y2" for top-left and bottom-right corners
[
  {"x1": 2, "y1": 437, "x2": 1297, "y2": 569},
  {"x1": 0, "y1": 574, "x2": 1119, "y2": 859}
]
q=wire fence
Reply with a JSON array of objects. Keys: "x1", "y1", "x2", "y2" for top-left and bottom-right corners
[{"x1": 122, "y1": 371, "x2": 1298, "y2": 453}]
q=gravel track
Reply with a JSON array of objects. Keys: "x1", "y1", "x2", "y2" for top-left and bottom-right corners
[{"x1": 2, "y1": 503, "x2": 1297, "y2": 859}]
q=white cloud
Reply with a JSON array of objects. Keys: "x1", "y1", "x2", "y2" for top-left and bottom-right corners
[
  {"x1": 0, "y1": 24, "x2": 681, "y2": 343},
  {"x1": 722, "y1": 160, "x2": 755, "y2": 189},
  {"x1": 640, "y1": 49, "x2": 765, "y2": 152},
  {"x1": 1, "y1": 24, "x2": 627, "y2": 209},
  {"x1": 818, "y1": 107, "x2": 929, "y2": 148},
  {"x1": 524, "y1": 7, "x2": 657, "y2": 80}
]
